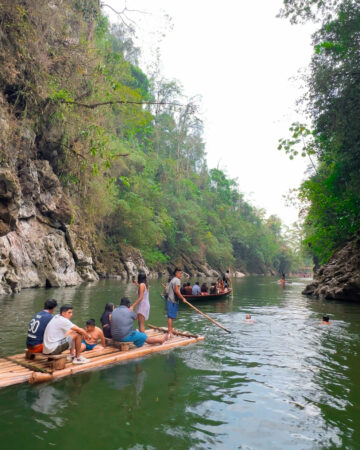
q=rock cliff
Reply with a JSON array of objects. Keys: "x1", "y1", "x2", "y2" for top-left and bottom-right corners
[
  {"x1": 302, "y1": 239, "x2": 360, "y2": 301},
  {"x1": 0, "y1": 160, "x2": 99, "y2": 295}
]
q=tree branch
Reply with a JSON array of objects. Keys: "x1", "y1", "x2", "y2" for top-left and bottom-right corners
[{"x1": 59, "y1": 99, "x2": 183, "y2": 109}]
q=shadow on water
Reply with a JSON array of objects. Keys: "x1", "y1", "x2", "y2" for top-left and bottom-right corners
[{"x1": 0, "y1": 277, "x2": 360, "y2": 449}]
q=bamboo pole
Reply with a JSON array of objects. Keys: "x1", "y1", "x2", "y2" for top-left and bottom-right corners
[
  {"x1": 148, "y1": 324, "x2": 200, "y2": 339},
  {"x1": 182, "y1": 299, "x2": 231, "y2": 334}
]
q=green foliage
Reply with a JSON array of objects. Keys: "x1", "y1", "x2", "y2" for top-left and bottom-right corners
[
  {"x1": 0, "y1": 0, "x2": 298, "y2": 273},
  {"x1": 280, "y1": 0, "x2": 360, "y2": 265}
]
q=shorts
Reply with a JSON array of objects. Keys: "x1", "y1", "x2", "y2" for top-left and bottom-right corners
[
  {"x1": 167, "y1": 300, "x2": 179, "y2": 319},
  {"x1": 81, "y1": 340, "x2": 97, "y2": 351},
  {"x1": 122, "y1": 330, "x2": 147, "y2": 348},
  {"x1": 27, "y1": 343, "x2": 43, "y2": 353},
  {"x1": 47, "y1": 336, "x2": 72, "y2": 355}
]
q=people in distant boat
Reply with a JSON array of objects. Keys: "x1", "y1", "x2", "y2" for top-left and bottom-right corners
[
  {"x1": 192, "y1": 281, "x2": 201, "y2": 296},
  {"x1": 210, "y1": 282, "x2": 217, "y2": 294},
  {"x1": 100, "y1": 303, "x2": 114, "y2": 338},
  {"x1": 279, "y1": 272, "x2": 286, "y2": 284},
  {"x1": 222, "y1": 272, "x2": 229, "y2": 288},
  {"x1": 224, "y1": 269, "x2": 231, "y2": 287},
  {"x1": 217, "y1": 278, "x2": 225, "y2": 293},
  {"x1": 129, "y1": 272, "x2": 150, "y2": 333},
  {"x1": 180, "y1": 283, "x2": 187, "y2": 295},
  {"x1": 321, "y1": 315, "x2": 331, "y2": 325},
  {"x1": 244, "y1": 314, "x2": 255, "y2": 324},
  {"x1": 184, "y1": 282, "x2": 193, "y2": 295},
  {"x1": 111, "y1": 298, "x2": 166, "y2": 347},
  {"x1": 201, "y1": 283, "x2": 209, "y2": 295},
  {"x1": 26, "y1": 298, "x2": 58, "y2": 354},
  {"x1": 43, "y1": 304, "x2": 90, "y2": 364},
  {"x1": 167, "y1": 268, "x2": 186, "y2": 338},
  {"x1": 81, "y1": 319, "x2": 106, "y2": 352}
]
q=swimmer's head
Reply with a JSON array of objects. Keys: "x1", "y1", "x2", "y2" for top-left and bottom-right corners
[
  {"x1": 246, "y1": 314, "x2": 251, "y2": 320},
  {"x1": 322, "y1": 315, "x2": 330, "y2": 322}
]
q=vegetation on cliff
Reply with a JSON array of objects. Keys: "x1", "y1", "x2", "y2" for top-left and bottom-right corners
[
  {"x1": 0, "y1": 0, "x2": 299, "y2": 275},
  {"x1": 279, "y1": 0, "x2": 360, "y2": 266}
]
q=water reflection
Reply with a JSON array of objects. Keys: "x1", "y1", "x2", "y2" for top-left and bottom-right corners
[
  {"x1": 0, "y1": 278, "x2": 360, "y2": 449},
  {"x1": 100, "y1": 362, "x2": 147, "y2": 403},
  {"x1": 23, "y1": 373, "x2": 91, "y2": 421}
]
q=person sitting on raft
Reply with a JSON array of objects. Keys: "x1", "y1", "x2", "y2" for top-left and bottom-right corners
[
  {"x1": 209, "y1": 283, "x2": 217, "y2": 294},
  {"x1": 201, "y1": 283, "x2": 209, "y2": 295},
  {"x1": 43, "y1": 304, "x2": 90, "y2": 365},
  {"x1": 192, "y1": 281, "x2": 201, "y2": 295},
  {"x1": 184, "y1": 282, "x2": 193, "y2": 295},
  {"x1": 111, "y1": 298, "x2": 166, "y2": 347},
  {"x1": 81, "y1": 319, "x2": 106, "y2": 352},
  {"x1": 26, "y1": 298, "x2": 58, "y2": 354},
  {"x1": 100, "y1": 303, "x2": 114, "y2": 338}
]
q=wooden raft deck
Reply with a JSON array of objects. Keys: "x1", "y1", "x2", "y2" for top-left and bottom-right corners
[{"x1": 0, "y1": 327, "x2": 204, "y2": 389}]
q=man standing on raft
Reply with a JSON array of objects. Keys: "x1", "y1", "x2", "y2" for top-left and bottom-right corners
[{"x1": 167, "y1": 268, "x2": 186, "y2": 338}]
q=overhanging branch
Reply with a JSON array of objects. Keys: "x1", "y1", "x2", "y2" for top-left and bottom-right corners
[{"x1": 59, "y1": 99, "x2": 183, "y2": 109}]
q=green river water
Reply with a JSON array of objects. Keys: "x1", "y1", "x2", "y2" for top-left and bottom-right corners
[{"x1": 0, "y1": 277, "x2": 359, "y2": 449}]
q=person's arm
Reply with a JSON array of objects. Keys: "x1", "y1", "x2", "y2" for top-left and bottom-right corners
[
  {"x1": 71, "y1": 325, "x2": 90, "y2": 340},
  {"x1": 98, "y1": 328, "x2": 106, "y2": 347},
  {"x1": 174, "y1": 284, "x2": 186, "y2": 303},
  {"x1": 130, "y1": 283, "x2": 145, "y2": 310}
]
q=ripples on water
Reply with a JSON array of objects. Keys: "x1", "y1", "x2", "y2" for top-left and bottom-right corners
[{"x1": 0, "y1": 277, "x2": 359, "y2": 449}]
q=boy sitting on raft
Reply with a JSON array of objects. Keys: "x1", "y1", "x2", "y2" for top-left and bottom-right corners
[{"x1": 81, "y1": 319, "x2": 106, "y2": 352}]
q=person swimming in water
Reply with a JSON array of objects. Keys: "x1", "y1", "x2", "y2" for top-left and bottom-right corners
[
  {"x1": 244, "y1": 314, "x2": 255, "y2": 324},
  {"x1": 321, "y1": 315, "x2": 331, "y2": 325}
]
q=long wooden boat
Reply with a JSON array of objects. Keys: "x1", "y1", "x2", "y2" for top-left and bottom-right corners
[
  {"x1": 183, "y1": 288, "x2": 232, "y2": 301},
  {"x1": 0, "y1": 326, "x2": 204, "y2": 389}
]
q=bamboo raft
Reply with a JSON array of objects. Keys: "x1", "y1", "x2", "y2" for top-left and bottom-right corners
[{"x1": 0, "y1": 326, "x2": 204, "y2": 389}]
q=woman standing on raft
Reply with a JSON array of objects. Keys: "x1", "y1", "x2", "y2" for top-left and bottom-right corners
[{"x1": 130, "y1": 272, "x2": 150, "y2": 333}]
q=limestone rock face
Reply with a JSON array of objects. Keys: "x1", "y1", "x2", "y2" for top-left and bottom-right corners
[
  {"x1": 120, "y1": 244, "x2": 150, "y2": 278},
  {"x1": 0, "y1": 157, "x2": 98, "y2": 294},
  {"x1": 302, "y1": 239, "x2": 360, "y2": 301},
  {"x1": 0, "y1": 218, "x2": 82, "y2": 294},
  {"x1": 0, "y1": 169, "x2": 21, "y2": 236}
]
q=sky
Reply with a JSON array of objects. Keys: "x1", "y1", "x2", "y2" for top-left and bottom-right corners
[{"x1": 103, "y1": 0, "x2": 316, "y2": 226}]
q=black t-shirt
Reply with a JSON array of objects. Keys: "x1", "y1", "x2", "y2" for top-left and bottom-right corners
[{"x1": 26, "y1": 310, "x2": 53, "y2": 346}]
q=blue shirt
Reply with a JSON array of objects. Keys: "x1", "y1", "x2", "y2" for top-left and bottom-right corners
[
  {"x1": 26, "y1": 311, "x2": 53, "y2": 346},
  {"x1": 192, "y1": 284, "x2": 201, "y2": 295}
]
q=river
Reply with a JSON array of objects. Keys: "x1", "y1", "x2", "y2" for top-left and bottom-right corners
[{"x1": 0, "y1": 277, "x2": 359, "y2": 449}]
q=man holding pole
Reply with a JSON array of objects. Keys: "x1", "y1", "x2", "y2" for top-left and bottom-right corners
[{"x1": 166, "y1": 268, "x2": 186, "y2": 338}]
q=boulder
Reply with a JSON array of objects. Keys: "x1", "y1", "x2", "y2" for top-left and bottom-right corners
[
  {"x1": 302, "y1": 239, "x2": 360, "y2": 301},
  {"x1": 234, "y1": 271, "x2": 246, "y2": 278}
]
